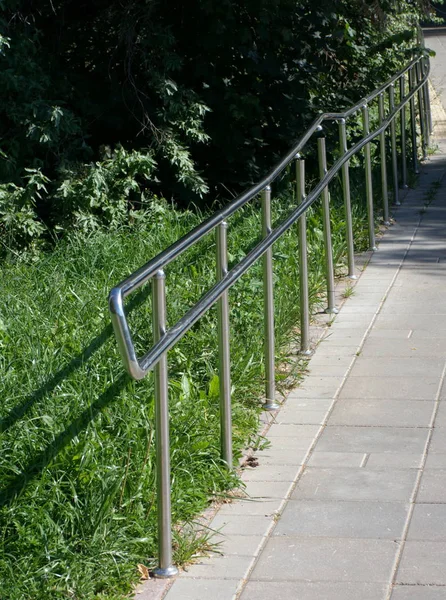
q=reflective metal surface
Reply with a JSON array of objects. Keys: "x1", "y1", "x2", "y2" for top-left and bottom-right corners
[
  {"x1": 378, "y1": 93, "x2": 390, "y2": 225},
  {"x1": 108, "y1": 54, "x2": 431, "y2": 576},
  {"x1": 318, "y1": 136, "x2": 338, "y2": 314},
  {"x1": 296, "y1": 158, "x2": 311, "y2": 355},
  {"x1": 216, "y1": 221, "x2": 233, "y2": 465},
  {"x1": 152, "y1": 270, "x2": 178, "y2": 579},
  {"x1": 338, "y1": 119, "x2": 356, "y2": 278},
  {"x1": 262, "y1": 186, "x2": 279, "y2": 411},
  {"x1": 362, "y1": 104, "x2": 377, "y2": 251}
]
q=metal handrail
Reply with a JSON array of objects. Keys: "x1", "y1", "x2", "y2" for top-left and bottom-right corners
[
  {"x1": 109, "y1": 55, "x2": 428, "y2": 379},
  {"x1": 111, "y1": 59, "x2": 418, "y2": 298},
  {"x1": 108, "y1": 53, "x2": 432, "y2": 577}
]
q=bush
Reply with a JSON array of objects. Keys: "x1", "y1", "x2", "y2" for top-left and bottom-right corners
[{"x1": 0, "y1": 0, "x2": 437, "y2": 257}]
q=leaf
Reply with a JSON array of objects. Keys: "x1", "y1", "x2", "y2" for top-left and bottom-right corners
[
  {"x1": 181, "y1": 373, "x2": 192, "y2": 400},
  {"x1": 208, "y1": 374, "x2": 220, "y2": 398},
  {"x1": 137, "y1": 564, "x2": 150, "y2": 580}
]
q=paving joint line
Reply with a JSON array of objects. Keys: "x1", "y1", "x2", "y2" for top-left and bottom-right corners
[
  {"x1": 385, "y1": 169, "x2": 446, "y2": 598},
  {"x1": 386, "y1": 358, "x2": 446, "y2": 599},
  {"x1": 233, "y1": 184, "x2": 431, "y2": 600}
]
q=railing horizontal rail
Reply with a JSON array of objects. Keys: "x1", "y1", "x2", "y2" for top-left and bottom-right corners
[
  {"x1": 110, "y1": 57, "x2": 430, "y2": 380},
  {"x1": 112, "y1": 55, "x2": 423, "y2": 301},
  {"x1": 108, "y1": 49, "x2": 432, "y2": 577}
]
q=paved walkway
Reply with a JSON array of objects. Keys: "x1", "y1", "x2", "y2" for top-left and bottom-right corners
[{"x1": 139, "y1": 30, "x2": 446, "y2": 600}]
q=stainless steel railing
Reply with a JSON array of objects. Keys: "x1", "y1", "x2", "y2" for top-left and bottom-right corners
[{"x1": 109, "y1": 53, "x2": 432, "y2": 577}]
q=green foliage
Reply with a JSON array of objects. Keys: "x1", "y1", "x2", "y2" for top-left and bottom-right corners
[
  {"x1": 56, "y1": 147, "x2": 158, "y2": 234},
  {"x1": 0, "y1": 168, "x2": 49, "y2": 258},
  {"x1": 0, "y1": 0, "x2": 435, "y2": 258},
  {"x1": 0, "y1": 183, "x2": 373, "y2": 598}
]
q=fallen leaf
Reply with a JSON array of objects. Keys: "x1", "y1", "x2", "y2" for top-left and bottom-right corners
[{"x1": 137, "y1": 564, "x2": 149, "y2": 580}]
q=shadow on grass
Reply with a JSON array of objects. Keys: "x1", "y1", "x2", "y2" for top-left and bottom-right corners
[
  {"x1": 0, "y1": 286, "x2": 151, "y2": 435},
  {"x1": 0, "y1": 373, "x2": 130, "y2": 507},
  {"x1": 0, "y1": 286, "x2": 155, "y2": 507}
]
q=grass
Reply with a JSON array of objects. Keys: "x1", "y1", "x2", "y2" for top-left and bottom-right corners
[
  {"x1": 342, "y1": 284, "x2": 356, "y2": 299},
  {"x1": 0, "y1": 161, "x2": 391, "y2": 598}
]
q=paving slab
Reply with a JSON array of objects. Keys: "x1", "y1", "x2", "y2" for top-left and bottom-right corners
[
  {"x1": 424, "y1": 453, "x2": 446, "y2": 469},
  {"x1": 146, "y1": 36, "x2": 446, "y2": 600},
  {"x1": 307, "y1": 363, "x2": 352, "y2": 377},
  {"x1": 217, "y1": 498, "x2": 281, "y2": 517},
  {"x1": 306, "y1": 451, "x2": 367, "y2": 468},
  {"x1": 241, "y1": 581, "x2": 388, "y2": 600},
  {"x1": 180, "y1": 555, "x2": 253, "y2": 580},
  {"x1": 348, "y1": 357, "x2": 444, "y2": 378},
  {"x1": 374, "y1": 314, "x2": 446, "y2": 331},
  {"x1": 417, "y1": 470, "x2": 446, "y2": 503},
  {"x1": 390, "y1": 585, "x2": 446, "y2": 599},
  {"x1": 250, "y1": 448, "x2": 308, "y2": 466},
  {"x1": 163, "y1": 579, "x2": 240, "y2": 600},
  {"x1": 359, "y1": 338, "x2": 446, "y2": 357},
  {"x1": 249, "y1": 537, "x2": 399, "y2": 582},
  {"x1": 265, "y1": 424, "x2": 320, "y2": 438},
  {"x1": 329, "y1": 399, "x2": 435, "y2": 427},
  {"x1": 307, "y1": 451, "x2": 423, "y2": 470},
  {"x1": 427, "y1": 428, "x2": 446, "y2": 453},
  {"x1": 365, "y1": 453, "x2": 424, "y2": 470},
  {"x1": 240, "y1": 464, "x2": 297, "y2": 483},
  {"x1": 431, "y1": 403, "x2": 446, "y2": 427},
  {"x1": 241, "y1": 480, "x2": 293, "y2": 500},
  {"x1": 396, "y1": 541, "x2": 446, "y2": 585},
  {"x1": 407, "y1": 504, "x2": 446, "y2": 541},
  {"x1": 291, "y1": 468, "x2": 417, "y2": 502},
  {"x1": 209, "y1": 514, "x2": 274, "y2": 537},
  {"x1": 339, "y1": 376, "x2": 439, "y2": 399},
  {"x1": 314, "y1": 426, "x2": 429, "y2": 454},
  {"x1": 273, "y1": 500, "x2": 409, "y2": 539},
  {"x1": 208, "y1": 534, "x2": 265, "y2": 557}
]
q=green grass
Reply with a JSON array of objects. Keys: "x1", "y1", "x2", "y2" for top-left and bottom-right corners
[{"x1": 0, "y1": 175, "x2": 375, "y2": 598}]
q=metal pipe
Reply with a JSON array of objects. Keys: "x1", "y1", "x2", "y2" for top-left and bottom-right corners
[
  {"x1": 216, "y1": 222, "x2": 232, "y2": 466},
  {"x1": 109, "y1": 55, "x2": 428, "y2": 304},
  {"x1": 389, "y1": 84, "x2": 400, "y2": 205},
  {"x1": 109, "y1": 68, "x2": 431, "y2": 381},
  {"x1": 338, "y1": 119, "x2": 356, "y2": 277},
  {"x1": 317, "y1": 137, "x2": 338, "y2": 314},
  {"x1": 152, "y1": 270, "x2": 178, "y2": 579},
  {"x1": 424, "y1": 77, "x2": 433, "y2": 138},
  {"x1": 416, "y1": 60, "x2": 428, "y2": 160},
  {"x1": 409, "y1": 66, "x2": 419, "y2": 174},
  {"x1": 296, "y1": 157, "x2": 311, "y2": 355},
  {"x1": 361, "y1": 105, "x2": 377, "y2": 250},
  {"x1": 378, "y1": 94, "x2": 390, "y2": 225},
  {"x1": 423, "y1": 57, "x2": 433, "y2": 135},
  {"x1": 421, "y1": 57, "x2": 432, "y2": 144},
  {"x1": 399, "y1": 75, "x2": 408, "y2": 189},
  {"x1": 262, "y1": 186, "x2": 279, "y2": 410}
]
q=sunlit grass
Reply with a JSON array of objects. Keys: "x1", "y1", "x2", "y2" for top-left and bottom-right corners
[{"x1": 0, "y1": 174, "x2": 374, "y2": 598}]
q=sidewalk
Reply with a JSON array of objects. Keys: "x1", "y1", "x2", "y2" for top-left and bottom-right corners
[
  {"x1": 138, "y1": 38, "x2": 446, "y2": 600},
  {"x1": 158, "y1": 156, "x2": 446, "y2": 600}
]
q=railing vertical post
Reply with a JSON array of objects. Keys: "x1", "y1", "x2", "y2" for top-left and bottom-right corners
[
  {"x1": 389, "y1": 83, "x2": 400, "y2": 206},
  {"x1": 338, "y1": 119, "x2": 356, "y2": 277},
  {"x1": 400, "y1": 75, "x2": 408, "y2": 189},
  {"x1": 416, "y1": 60, "x2": 428, "y2": 160},
  {"x1": 317, "y1": 136, "x2": 338, "y2": 314},
  {"x1": 421, "y1": 57, "x2": 432, "y2": 145},
  {"x1": 409, "y1": 66, "x2": 419, "y2": 174},
  {"x1": 152, "y1": 270, "x2": 178, "y2": 579},
  {"x1": 361, "y1": 105, "x2": 377, "y2": 251},
  {"x1": 378, "y1": 93, "x2": 390, "y2": 225},
  {"x1": 296, "y1": 156, "x2": 311, "y2": 355},
  {"x1": 262, "y1": 186, "x2": 279, "y2": 410},
  {"x1": 216, "y1": 221, "x2": 232, "y2": 466},
  {"x1": 423, "y1": 58, "x2": 433, "y2": 136}
]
